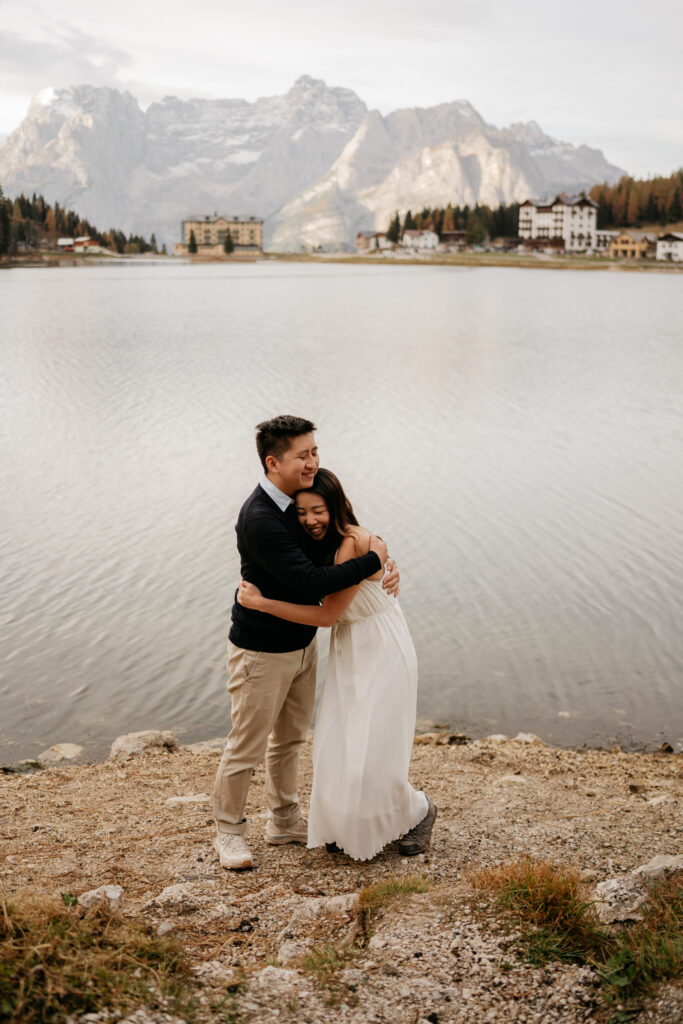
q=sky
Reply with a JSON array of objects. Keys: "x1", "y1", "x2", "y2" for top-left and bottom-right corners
[{"x1": 1, "y1": 0, "x2": 681, "y2": 178}]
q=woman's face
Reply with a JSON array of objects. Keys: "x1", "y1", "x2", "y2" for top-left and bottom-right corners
[{"x1": 295, "y1": 491, "x2": 330, "y2": 540}]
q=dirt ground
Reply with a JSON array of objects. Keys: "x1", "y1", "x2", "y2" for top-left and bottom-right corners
[{"x1": 1, "y1": 732, "x2": 681, "y2": 1023}]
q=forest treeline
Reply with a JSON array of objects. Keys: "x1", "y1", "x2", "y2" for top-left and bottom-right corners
[
  {"x1": 386, "y1": 202, "x2": 520, "y2": 246},
  {"x1": 589, "y1": 169, "x2": 683, "y2": 227},
  {"x1": 385, "y1": 169, "x2": 683, "y2": 241},
  {"x1": 0, "y1": 186, "x2": 159, "y2": 256}
]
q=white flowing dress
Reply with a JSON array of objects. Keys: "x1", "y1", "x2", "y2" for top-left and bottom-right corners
[{"x1": 307, "y1": 576, "x2": 428, "y2": 861}]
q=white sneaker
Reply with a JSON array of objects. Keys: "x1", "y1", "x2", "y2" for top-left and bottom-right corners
[
  {"x1": 265, "y1": 815, "x2": 308, "y2": 846},
  {"x1": 214, "y1": 833, "x2": 254, "y2": 870}
]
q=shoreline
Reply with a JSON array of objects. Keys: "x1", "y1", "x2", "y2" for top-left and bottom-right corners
[
  {"x1": 1, "y1": 729, "x2": 680, "y2": 1023},
  {"x1": 3, "y1": 720, "x2": 680, "y2": 775},
  {"x1": 3, "y1": 250, "x2": 683, "y2": 273}
]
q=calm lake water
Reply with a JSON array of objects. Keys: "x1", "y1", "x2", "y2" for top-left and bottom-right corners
[{"x1": 1, "y1": 260, "x2": 682, "y2": 762}]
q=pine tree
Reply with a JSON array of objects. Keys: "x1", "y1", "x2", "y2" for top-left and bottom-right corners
[
  {"x1": 386, "y1": 212, "x2": 401, "y2": 243},
  {"x1": 645, "y1": 192, "x2": 659, "y2": 224},
  {"x1": 668, "y1": 188, "x2": 682, "y2": 225},
  {"x1": 188, "y1": 229, "x2": 197, "y2": 254},
  {"x1": 465, "y1": 211, "x2": 486, "y2": 246},
  {"x1": 441, "y1": 205, "x2": 455, "y2": 233},
  {"x1": 0, "y1": 186, "x2": 11, "y2": 255},
  {"x1": 626, "y1": 189, "x2": 639, "y2": 225},
  {"x1": 223, "y1": 228, "x2": 234, "y2": 254},
  {"x1": 403, "y1": 210, "x2": 416, "y2": 231},
  {"x1": 150, "y1": 232, "x2": 157, "y2": 253}
]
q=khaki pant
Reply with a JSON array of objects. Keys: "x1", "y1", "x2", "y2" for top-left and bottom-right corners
[{"x1": 213, "y1": 639, "x2": 317, "y2": 835}]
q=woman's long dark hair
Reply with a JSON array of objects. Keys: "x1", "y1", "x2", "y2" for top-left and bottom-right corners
[{"x1": 295, "y1": 467, "x2": 358, "y2": 562}]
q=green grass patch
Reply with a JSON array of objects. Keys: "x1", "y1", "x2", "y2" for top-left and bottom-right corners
[
  {"x1": 0, "y1": 893, "x2": 196, "y2": 1023},
  {"x1": 471, "y1": 857, "x2": 613, "y2": 966},
  {"x1": 600, "y1": 871, "x2": 683, "y2": 1008},
  {"x1": 359, "y1": 872, "x2": 432, "y2": 913},
  {"x1": 471, "y1": 858, "x2": 683, "y2": 1018}
]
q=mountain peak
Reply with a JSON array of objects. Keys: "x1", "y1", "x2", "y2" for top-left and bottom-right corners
[{"x1": 0, "y1": 80, "x2": 627, "y2": 251}]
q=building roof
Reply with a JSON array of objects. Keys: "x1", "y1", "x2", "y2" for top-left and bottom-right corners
[
  {"x1": 184, "y1": 214, "x2": 263, "y2": 224},
  {"x1": 658, "y1": 232, "x2": 683, "y2": 242},
  {"x1": 613, "y1": 229, "x2": 657, "y2": 242},
  {"x1": 520, "y1": 194, "x2": 598, "y2": 210},
  {"x1": 403, "y1": 228, "x2": 437, "y2": 237}
]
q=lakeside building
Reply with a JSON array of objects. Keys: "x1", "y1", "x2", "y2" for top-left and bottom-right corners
[
  {"x1": 439, "y1": 230, "x2": 468, "y2": 252},
  {"x1": 174, "y1": 214, "x2": 263, "y2": 255},
  {"x1": 609, "y1": 230, "x2": 657, "y2": 259},
  {"x1": 402, "y1": 228, "x2": 439, "y2": 251},
  {"x1": 355, "y1": 231, "x2": 393, "y2": 253},
  {"x1": 655, "y1": 232, "x2": 683, "y2": 262},
  {"x1": 595, "y1": 229, "x2": 620, "y2": 252},
  {"x1": 518, "y1": 194, "x2": 598, "y2": 253}
]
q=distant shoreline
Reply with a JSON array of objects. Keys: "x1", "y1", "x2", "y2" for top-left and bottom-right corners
[{"x1": 3, "y1": 250, "x2": 683, "y2": 273}]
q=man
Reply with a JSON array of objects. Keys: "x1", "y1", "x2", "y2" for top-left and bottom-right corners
[{"x1": 213, "y1": 415, "x2": 394, "y2": 870}]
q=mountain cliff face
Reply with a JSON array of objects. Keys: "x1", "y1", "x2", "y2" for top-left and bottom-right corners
[{"x1": 0, "y1": 77, "x2": 626, "y2": 249}]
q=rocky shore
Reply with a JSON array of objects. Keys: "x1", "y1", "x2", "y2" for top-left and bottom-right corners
[{"x1": 1, "y1": 730, "x2": 681, "y2": 1023}]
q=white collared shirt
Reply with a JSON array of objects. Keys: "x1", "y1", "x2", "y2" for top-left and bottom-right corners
[{"x1": 259, "y1": 474, "x2": 293, "y2": 512}]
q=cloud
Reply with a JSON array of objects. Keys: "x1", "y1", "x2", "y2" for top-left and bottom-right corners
[{"x1": 0, "y1": 22, "x2": 132, "y2": 96}]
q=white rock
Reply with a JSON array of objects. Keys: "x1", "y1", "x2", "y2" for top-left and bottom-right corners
[
  {"x1": 513, "y1": 732, "x2": 546, "y2": 745},
  {"x1": 483, "y1": 734, "x2": 509, "y2": 743},
  {"x1": 108, "y1": 730, "x2": 179, "y2": 759},
  {"x1": 39, "y1": 743, "x2": 83, "y2": 765},
  {"x1": 156, "y1": 921, "x2": 175, "y2": 936},
  {"x1": 277, "y1": 939, "x2": 310, "y2": 965},
  {"x1": 165, "y1": 793, "x2": 210, "y2": 807},
  {"x1": 191, "y1": 959, "x2": 241, "y2": 982},
  {"x1": 288, "y1": 892, "x2": 359, "y2": 926},
  {"x1": 252, "y1": 965, "x2": 302, "y2": 995},
  {"x1": 594, "y1": 877, "x2": 647, "y2": 923},
  {"x1": 634, "y1": 854, "x2": 683, "y2": 879},
  {"x1": 497, "y1": 774, "x2": 529, "y2": 785},
  {"x1": 647, "y1": 795, "x2": 672, "y2": 806},
  {"x1": 147, "y1": 883, "x2": 197, "y2": 912},
  {"x1": 78, "y1": 884, "x2": 123, "y2": 911}
]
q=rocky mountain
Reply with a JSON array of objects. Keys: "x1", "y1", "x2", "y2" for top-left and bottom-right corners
[{"x1": 0, "y1": 77, "x2": 626, "y2": 249}]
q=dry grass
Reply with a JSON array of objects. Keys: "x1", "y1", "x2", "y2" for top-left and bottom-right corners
[
  {"x1": 471, "y1": 858, "x2": 683, "y2": 1019},
  {"x1": 470, "y1": 856, "x2": 614, "y2": 966},
  {"x1": 0, "y1": 893, "x2": 194, "y2": 1024}
]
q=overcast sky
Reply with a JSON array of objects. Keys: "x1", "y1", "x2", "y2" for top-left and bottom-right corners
[{"x1": 1, "y1": 0, "x2": 681, "y2": 177}]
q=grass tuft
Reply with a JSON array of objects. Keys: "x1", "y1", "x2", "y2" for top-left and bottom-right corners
[
  {"x1": 0, "y1": 893, "x2": 194, "y2": 1024},
  {"x1": 471, "y1": 859, "x2": 683, "y2": 1017},
  {"x1": 599, "y1": 871, "x2": 683, "y2": 1007},
  {"x1": 471, "y1": 856, "x2": 613, "y2": 965},
  {"x1": 359, "y1": 873, "x2": 432, "y2": 912}
]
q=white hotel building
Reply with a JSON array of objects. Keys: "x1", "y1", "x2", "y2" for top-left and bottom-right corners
[
  {"x1": 656, "y1": 233, "x2": 683, "y2": 262},
  {"x1": 518, "y1": 194, "x2": 599, "y2": 253}
]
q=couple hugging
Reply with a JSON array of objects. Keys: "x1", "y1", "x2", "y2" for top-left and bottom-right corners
[{"x1": 212, "y1": 414, "x2": 436, "y2": 870}]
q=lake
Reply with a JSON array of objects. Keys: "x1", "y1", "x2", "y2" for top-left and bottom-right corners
[{"x1": 1, "y1": 260, "x2": 682, "y2": 761}]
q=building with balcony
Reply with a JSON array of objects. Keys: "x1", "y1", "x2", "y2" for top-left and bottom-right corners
[
  {"x1": 609, "y1": 230, "x2": 657, "y2": 259},
  {"x1": 174, "y1": 214, "x2": 263, "y2": 255},
  {"x1": 518, "y1": 194, "x2": 598, "y2": 253}
]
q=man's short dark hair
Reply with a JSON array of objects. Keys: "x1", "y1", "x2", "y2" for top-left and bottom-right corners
[{"x1": 255, "y1": 415, "x2": 316, "y2": 471}]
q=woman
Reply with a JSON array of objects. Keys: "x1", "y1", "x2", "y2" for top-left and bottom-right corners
[{"x1": 237, "y1": 468, "x2": 436, "y2": 861}]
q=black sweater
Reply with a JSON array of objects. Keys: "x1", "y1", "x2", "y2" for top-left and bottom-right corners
[{"x1": 229, "y1": 485, "x2": 382, "y2": 652}]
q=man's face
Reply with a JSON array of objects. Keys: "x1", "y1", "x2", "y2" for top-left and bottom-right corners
[{"x1": 266, "y1": 432, "x2": 319, "y2": 496}]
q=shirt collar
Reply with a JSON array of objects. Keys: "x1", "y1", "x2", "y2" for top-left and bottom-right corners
[{"x1": 259, "y1": 474, "x2": 293, "y2": 512}]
